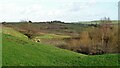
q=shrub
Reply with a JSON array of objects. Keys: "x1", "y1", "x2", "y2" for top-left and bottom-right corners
[{"x1": 18, "y1": 23, "x2": 38, "y2": 39}]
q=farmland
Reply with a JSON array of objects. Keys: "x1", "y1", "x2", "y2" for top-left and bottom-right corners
[{"x1": 1, "y1": 20, "x2": 120, "y2": 66}]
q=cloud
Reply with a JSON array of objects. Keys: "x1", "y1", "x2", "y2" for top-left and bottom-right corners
[{"x1": 0, "y1": 0, "x2": 118, "y2": 22}]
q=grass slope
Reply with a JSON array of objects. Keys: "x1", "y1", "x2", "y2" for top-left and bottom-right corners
[
  {"x1": 2, "y1": 27, "x2": 28, "y2": 40},
  {"x1": 2, "y1": 27, "x2": 119, "y2": 66}
]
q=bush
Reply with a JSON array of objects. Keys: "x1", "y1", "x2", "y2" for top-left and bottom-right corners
[
  {"x1": 57, "y1": 25, "x2": 118, "y2": 55},
  {"x1": 18, "y1": 23, "x2": 38, "y2": 39}
]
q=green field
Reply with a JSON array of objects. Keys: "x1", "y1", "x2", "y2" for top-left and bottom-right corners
[
  {"x1": 34, "y1": 34, "x2": 70, "y2": 39},
  {"x1": 2, "y1": 26, "x2": 119, "y2": 66}
]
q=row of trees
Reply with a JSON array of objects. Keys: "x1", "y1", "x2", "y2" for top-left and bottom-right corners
[
  {"x1": 1, "y1": 20, "x2": 64, "y2": 24},
  {"x1": 20, "y1": 20, "x2": 64, "y2": 24}
]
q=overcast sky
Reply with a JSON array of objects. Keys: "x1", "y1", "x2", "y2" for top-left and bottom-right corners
[{"x1": 0, "y1": 0, "x2": 119, "y2": 22}]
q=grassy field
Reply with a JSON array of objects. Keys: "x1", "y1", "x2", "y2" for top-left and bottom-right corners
[
  {"x1": 2, "y1": 26, "x2": 119, "y2": 66},
  {"x1": 34, "y1": 34, "x2": 70, "y2": 39}
]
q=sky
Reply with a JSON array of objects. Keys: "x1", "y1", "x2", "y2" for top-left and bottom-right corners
[{"x1": 0, "y1": 0, "x2": 119, "y2": 22}]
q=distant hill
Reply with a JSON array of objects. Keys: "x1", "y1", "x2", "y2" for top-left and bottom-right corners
[{"x1": 72, "y1": 20, "x2": 118, "y2": 24}]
